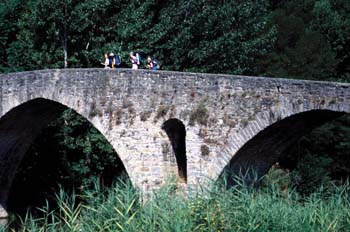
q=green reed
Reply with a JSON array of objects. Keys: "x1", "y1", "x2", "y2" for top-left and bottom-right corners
[{"x1": 2, "y1": 177, "x2": 350, "y2": 232}]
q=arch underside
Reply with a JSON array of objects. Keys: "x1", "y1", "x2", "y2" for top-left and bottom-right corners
[
  {"x1": 0, "y1": 98, "x2": 128, "y2": 212},
  {"x1": 222, "y1": 109, "x2": 347, "y2": 186},
  {"x1": 162, "y1": 118, "x2": 187, "y2": 182}
]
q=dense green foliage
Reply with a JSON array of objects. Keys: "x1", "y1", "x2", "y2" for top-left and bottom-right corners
[
  {"x1": 262, "y1": 0, "x2": 350, "y2": 81},
  {"x1": 46, "y1": 109, "x2": 126, "y2": 187},
  {"x1": 3, "y1": 178, "x2": 350, "y2": 232},
  {"x1": 148, "y1": 0, "x2": 275, "y2": 74},
  {"x1": 1, "y1": 0, "x2": 349, "y2": 81}
]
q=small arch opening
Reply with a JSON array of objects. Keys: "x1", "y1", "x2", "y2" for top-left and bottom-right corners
[{"x1": 162, "y1": 118, "x2": 187, "y2": 182}]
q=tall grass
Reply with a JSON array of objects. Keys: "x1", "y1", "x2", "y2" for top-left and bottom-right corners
[{"x1": 2, "y1": 177, "x2": 350, "y2": 232}]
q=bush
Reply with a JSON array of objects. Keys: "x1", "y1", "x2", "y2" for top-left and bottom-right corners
[{"x1": 189, "y1": 104, "x2": 209, "y2": 126}]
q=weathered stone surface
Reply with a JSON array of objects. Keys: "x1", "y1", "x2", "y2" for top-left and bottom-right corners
[{"x1": 0, "y1": 68, "x2": 349, "y2": 213}]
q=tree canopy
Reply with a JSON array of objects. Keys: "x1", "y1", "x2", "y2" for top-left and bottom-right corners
[{"x1": 1, "y1": 0, "x2": 348, "y2": 82}]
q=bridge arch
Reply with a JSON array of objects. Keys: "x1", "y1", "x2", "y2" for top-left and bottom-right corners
[
  {"x1": 162, "y1": 118, "x2": 187, "y2": 182},
  {"x1": 0, "y1": 98, "x2": 130, "y2": 216},
  {"x1": 220, "y1": 109, "x2": 347, "y2": 185}
]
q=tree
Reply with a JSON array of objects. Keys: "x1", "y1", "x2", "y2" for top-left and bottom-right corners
[
  {"x1": 6, "y1": 0, "x2": 48, "y2": 71},
  {"x1": 311, "y1": 0, "x2": 350, "y2": 81},
  {"x1": 262, "y1": 0, "x2": 349, "y2": 82},
  {"x1": 47, "y1": 109, "x2": 126, "y2": 188},
  {"x1": 6, "y1": 0, "x2": 126, "y2": 70},
  {"x1": 0, "y1": 0, "x2": 23, "y2": 72},
  {"x1": 32, "y1": 0, "x2": 94, "y2": 68},
  {"x1": 147, "y1": 0, "x2": 276, "y2": 75}
]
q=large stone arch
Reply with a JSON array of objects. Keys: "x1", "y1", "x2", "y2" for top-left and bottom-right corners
[
  {"x1": 0, "y1": 98, "x2": 131, "y2": 216},
  {"x1": 220, "y1": 109, "x2": 347, "y2": 185},
  {"x1": 189, "y1": 91, "x2": 350, "y2": 188}
]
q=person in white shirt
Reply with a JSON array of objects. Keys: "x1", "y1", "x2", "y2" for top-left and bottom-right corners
[
  {"x1": 101, "y1": 53, "x2": 109, "y2": 68},
  {"x1": 130, "y1": 52, "x2": 138, "y2": 70}
]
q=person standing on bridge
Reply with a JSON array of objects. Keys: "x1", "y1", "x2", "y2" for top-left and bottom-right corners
[
  {"x1": 101, "y1": 53, "x2": 109, "y2": 68},
  {"x1": 146, "y1": 56, "x2": 159, "y2": 70},
  {"x1": 130, "y1": 52, "x2": 138, "y2": 70},
  {"x1": 108, "y1": 53, "x2": 115, "y2": 68},
  {"x1": 146, "y1": 57, "x2": 154, "y2": 70}
]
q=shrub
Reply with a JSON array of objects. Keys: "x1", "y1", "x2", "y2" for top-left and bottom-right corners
[
  {"x1": 200, "y1": 144, "x2": 210, "y2": 156},
  {"x1": 189, "y1": 104, "x2": 209, "y2": 126}
]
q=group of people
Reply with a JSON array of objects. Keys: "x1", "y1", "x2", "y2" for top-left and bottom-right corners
[{"x1": 102, "y1": 52, "x2": 159, "y2": 70}]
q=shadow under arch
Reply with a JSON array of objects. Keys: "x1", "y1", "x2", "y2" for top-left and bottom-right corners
[
  {"x1": 0, "y1": 98, "x2": 128, "y2": 217},
  {"x1": 220, "y1": 109, "x2": 347, "y2": 187},
  {"x1": 161, "y1": 118, "x2": 187, "y2": 182}
]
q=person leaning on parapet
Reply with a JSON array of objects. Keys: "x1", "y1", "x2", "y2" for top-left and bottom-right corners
[
  {"x1": 101, "y1": 53, "x2": 109, "y2": 68},
  {"x1": 130, "y1": 52, "x2": 138, "y2": 70}
]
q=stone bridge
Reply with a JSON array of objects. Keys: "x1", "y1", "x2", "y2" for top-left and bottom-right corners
[{"x1": 0, "y1": 69, "x2": 349, "y2": 218}]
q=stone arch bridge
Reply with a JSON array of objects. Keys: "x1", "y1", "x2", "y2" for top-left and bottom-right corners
[{"x1": 0, "y1": 69, "x2": 349, "y2": 218}]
